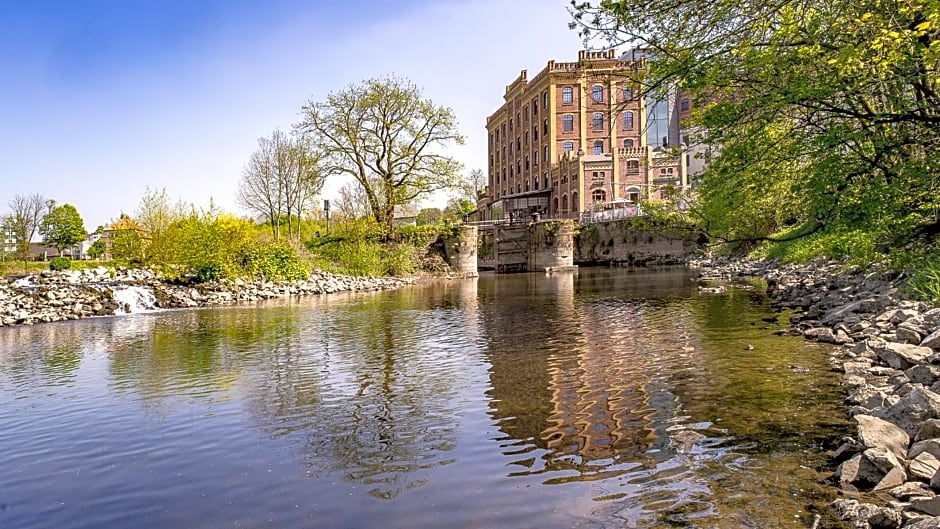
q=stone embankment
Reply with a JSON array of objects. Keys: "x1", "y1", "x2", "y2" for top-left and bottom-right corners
[
  {"x1": 0, "y1": 267, "x2": 415, "y2": 327},
  {"x1": 692, "y1": 256, "x2": 940, "y2": 529}
]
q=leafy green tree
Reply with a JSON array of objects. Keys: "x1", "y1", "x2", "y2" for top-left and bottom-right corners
[
  {"x1": 415, "y1": 208, "x2": 443, "y2": 226},
  {"x1": 297, "y1": 76, "x2": 465, "y2": 240},
  {"x1": 39, "y1": 203, "x2": 87, "y2": 253},
  {"x1": 573, "y1": 0, "x2": 940, "y2": 258},
  {"x1": 135, "y1": 187, "x2": 187, "y2": 263},
  {"x1": 87, "y1": 239, "x2": 106, "y2": 260},
  {"x1": 111, "y1": 229, "x2": 143, "y2": 263}
]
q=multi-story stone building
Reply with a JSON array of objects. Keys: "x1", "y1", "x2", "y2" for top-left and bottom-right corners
[{"x1": 484, "y1": 49, "x2": 690, "y2": 221}]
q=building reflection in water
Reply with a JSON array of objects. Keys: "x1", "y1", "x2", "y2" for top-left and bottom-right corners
[{"x1": 480, "y1": 269, "x2": 700, "y2": 483}]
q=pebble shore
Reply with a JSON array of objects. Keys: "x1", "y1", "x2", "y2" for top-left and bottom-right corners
[{"x1": 0, "y1": 267, "x2": 417, "y2": 326}]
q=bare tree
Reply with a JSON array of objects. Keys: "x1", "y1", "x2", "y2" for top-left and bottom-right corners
[
  {"x1": 8, "y1": 193, "x2": 45, "y2": 263},
  {"x1": 333, "y1": 181, "x2": 369, "y2": 219},
  {"x1": 297, "y1": 75, "x2": 464, "y2": 240},
  {"x1": 237, "y1": 129, "x2": 324, "y2": 241}
]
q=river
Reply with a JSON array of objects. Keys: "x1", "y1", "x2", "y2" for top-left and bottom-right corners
[{"x1": 0, "y1": 267, "x2": 850, "y2": 528}]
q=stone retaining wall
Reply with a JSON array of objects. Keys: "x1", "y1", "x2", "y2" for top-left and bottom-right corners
[
  {"x1": 0, "y1": 267, "x2": 416, "y2": 327},
  {"x1": 693, "y1": 257, "x2": 940, "y2": 528}
]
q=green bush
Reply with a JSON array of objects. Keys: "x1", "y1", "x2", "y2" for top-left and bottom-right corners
[
  {"x1": 194, "y1": 261, "x2": 224, "y2": 283},
  {"x1": 396, "y1": 224, "x2": 443, "y2": 246},
  {"x1": 49, "y1": 257, "x2": 71, "y2": 271},
  {"x1": 755, "y1": 227, "x2": 879, "y2": 264},
  {"x1": 908, "y1": 263, "x2": 940, "y2": 303},
  {"x1": 238, "y1": 241, "x2": 309, "y2": 281}
]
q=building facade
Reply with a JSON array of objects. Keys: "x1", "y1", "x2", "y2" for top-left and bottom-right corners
[{"x1": 484, "y1": 49, "x2": 690, "y2": 221}]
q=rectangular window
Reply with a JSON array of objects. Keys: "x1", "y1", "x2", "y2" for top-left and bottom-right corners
[
  {"x1": 623, "y1": 112, "x2": 634, "y2": 129},
  {"x1": 593, "y1": 113, "x2": 604, "y2": 131},
  {"x1": 562, "y1": 87, "x2": 573, "y2": 105},
  {"x1": 563, "y1": 115, "x2": 574, "y2": 132}
]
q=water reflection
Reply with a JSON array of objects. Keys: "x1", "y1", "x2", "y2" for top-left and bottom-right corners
[{"x1": 0, "y1": 269, "x2": 850, "y2": 529}]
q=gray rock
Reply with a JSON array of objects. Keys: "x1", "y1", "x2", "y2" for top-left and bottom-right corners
[
  {"x1": 877, "y1": 342, "x2": 935, "y2": 370},
  {"x1": 912, "y1": 440, "x2": 940, "y2": 460},
  {"x1": 918, "y1": 421, "x2": 940, "y2": 442},
  {"x1": 900, "y1": 325, "x2": 927, "y2": 345},
  {"x1": 903, "y1": 517, "x2": 940, "y2": 529},
  {"x1": 874, "y1": 387, "x2": 940, "y2": 437},
  {"x1": 856, "y1": 414, "x2": 911, "y2": 461},
  {"x1": 837, "y1": 453, "x2": 887, "y2": 490},
  {"x1": 888, "y1": 481, "x2": 932, "y2": 501},
  {"x1": 910, "y1": 366, "x2": 940, "y2": 386},
  {"x1": 910, "y1": 452, "x2": 940, "y2": 482},
  {"x1": 823, "y1": 298, "x2": 884, "y2": 324},
  {"x1": 831, "y1": 498, "x2": 882, "y2": 522},
  {"x1": 874, "y1": 465, "x2": 908, "y2": 491},
  {"x1": 924, "y1": 329, "x2": 940, "y2": 351},
  {"x1": 912, "y1": 495, "x2": 940, "y2": 516},
  {"x1": 866, "y1": 445, "x2": 906, "y2": 473},
  {"x1": 868, "y1": 507, "x2": 904, "y2": 529}
]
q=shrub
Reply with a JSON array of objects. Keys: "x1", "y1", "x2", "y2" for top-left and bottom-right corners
[
  {"x1": 396, "y1": 224, "x2": 443, "y2": 246},
  {"x1": 49, "y1": 257, "x2": 71, "y2": 271},
  {"x1": 238, "y1": 241, "x2": 309, "y2": 281},
  {"x1": 194, "y1": 261, "x2": 224, "y2": 283}
]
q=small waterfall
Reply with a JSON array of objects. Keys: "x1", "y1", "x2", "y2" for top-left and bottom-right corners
[{"x1": 111, "y1": 285, "x2": 159, "y2": 314}]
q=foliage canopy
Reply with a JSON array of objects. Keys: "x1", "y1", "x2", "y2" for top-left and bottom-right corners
[
  {"x1": 573, "y1": 0, "x2": 940, "y2": 259},
  {"x1": 297, "y1": 75, "x2": 464, "y2": 240}
]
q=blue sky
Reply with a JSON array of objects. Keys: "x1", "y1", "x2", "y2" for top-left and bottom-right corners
[{"x1": 1, "y1": 0, "x2": 583, "y2": 230}]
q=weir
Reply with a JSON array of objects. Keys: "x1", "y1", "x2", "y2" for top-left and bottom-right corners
[{"x1": 475, "y1": 217, "x2": 700, "y2": 273}]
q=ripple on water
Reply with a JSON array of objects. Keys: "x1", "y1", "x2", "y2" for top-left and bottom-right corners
[{"x1": 0, "y1": 270, "x2": 850, "y2": 529}]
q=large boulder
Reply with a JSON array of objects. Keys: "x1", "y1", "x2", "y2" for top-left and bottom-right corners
[
  {"x1": 909, "y1": 452, "x2": 940, "y2": 482},
  {"x1": 876, "y1": 342, "x2": 934, "y2": 370},
  {"x1": 855, "y1": 414, "x2": 911, "y2": 461},
  {"x1": 923, "y1": 329, "x2": 940, "y2": 351},
  {"x1": 836, "y1": 453, "x2": 886, "y2": 490},
  {"x1": 911, "y1": 496, "x2": 940, "y2": 517},
  {"x1": 874, "y1": 387, "x2": 940, "y2": 437}
]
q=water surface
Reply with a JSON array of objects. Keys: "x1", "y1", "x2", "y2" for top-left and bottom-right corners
[{"x1": 0, "y1": 267, "x2": 849, "y2": 528}]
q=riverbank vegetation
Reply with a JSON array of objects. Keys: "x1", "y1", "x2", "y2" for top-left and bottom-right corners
[
  {"x1": 573, "y1": 0, "x2": 940, "y2": 300},
  {"x1": 1, "y1": 74, "x2": 476, "y2": 281}
]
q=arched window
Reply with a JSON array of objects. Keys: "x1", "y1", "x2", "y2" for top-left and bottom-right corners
[
  {"x1": 593, "y1": 140, "x2": 604, "y2": 155},
  {"x1": 622, "y1": 85, "x2": 633, "y2": 101},
  {"x1": 571, "y1": 192, "x2": 579, "y2": 213},
  {"x1": 592, "y1": 189, "x2": 606, "y2": 203},
  {"x1": 553, "y1": 196, "x2": 559, "y2": 213},
  {"x1": 543, "y1": 118, "x2": 549, "y2": 135},
  {"x1": 626, "y1": 187, "x2": 641, "y2": 203},
  {"x1": 563, "y1": 141, "x2": 574, "y2": 153},
  {"x1": 623, "y1": 138, "x2": 634, "y2": 148},
  {"x1": 562, "y1": 87, "x2": 573, "y2": 104},
  {"x1": 623, "y1": 112, "x2": 634, "y2": 129},
  {"x1": 592, "y1": 85, "x2": 603, "y2": 102},
  {"x1": 593, "y1": 113, "x2": 604, "y2": 131},
  {"x1": 563, "y1": 114, "x2": 574, "y2": 132},
  {"x1": 626, "y1": 160, "x2": 640, "y2": 174},
  {"x1": 562, "y1": 194, "x2": 569, "y2": 212}
]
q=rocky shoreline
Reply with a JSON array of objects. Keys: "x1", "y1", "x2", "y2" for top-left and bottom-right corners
[
  {"x1": 0, "y1": 267, "x2": 418, "y2": 326},
  {"x1": 691, "y1": 256, "x2": 940, "y2": 529}
]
